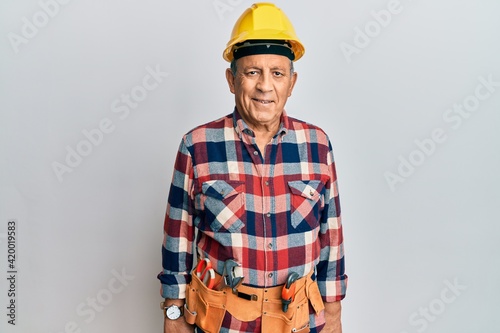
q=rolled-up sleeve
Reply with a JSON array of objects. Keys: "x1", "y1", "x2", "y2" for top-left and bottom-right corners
[
  {"x1": 316, "y1": 140, "x2": 348, "y2": 302},
  {"x1": 157, "y1": 137, "x2": 195, "y2": 299}
]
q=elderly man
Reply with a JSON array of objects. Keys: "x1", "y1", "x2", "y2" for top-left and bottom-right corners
[{"x1": 158, "y1": 3, "x2": 347, "y2": 333}]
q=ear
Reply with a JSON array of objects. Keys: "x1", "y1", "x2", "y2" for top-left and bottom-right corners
[
  {"x1": 288, "y1": 71, "x2": 298, "y2": 97},
  {"x1": 225, "y1": 68, "x2": 236, "y2": 94}
]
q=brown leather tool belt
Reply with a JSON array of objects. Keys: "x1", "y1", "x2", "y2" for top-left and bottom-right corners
[{"x1": 184, "y1": 269, "x2": 325, "y2": 333}]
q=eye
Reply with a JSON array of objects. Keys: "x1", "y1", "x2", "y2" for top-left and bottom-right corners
[
  {"x1": 273, "y1": 71, "x2": 284, "y2": 77},
  {"x1": 247, "y1": 70, "x2": 258, "y2": 76}
]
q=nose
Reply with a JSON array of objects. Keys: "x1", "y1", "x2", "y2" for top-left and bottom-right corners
[{"x1": 256, "y1": 72, "x2": 273, "y2": 93}]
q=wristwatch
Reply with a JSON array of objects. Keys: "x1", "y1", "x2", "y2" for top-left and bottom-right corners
[{"x1": 161, "y1": 302, "x2": 183, "y2": 320}]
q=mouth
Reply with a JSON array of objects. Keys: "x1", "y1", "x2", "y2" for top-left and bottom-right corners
[{"x1": 252, "y1": 98, "x2": 274, "y2": 104}]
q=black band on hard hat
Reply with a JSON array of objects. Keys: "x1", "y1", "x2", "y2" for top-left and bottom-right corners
[{"x1": 232, "y1": 40, "x2": 295, "y2": 61}]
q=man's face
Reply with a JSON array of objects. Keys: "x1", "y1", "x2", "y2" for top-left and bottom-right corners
[{"x1": 226, "y1": 54, "x2": 297, "y2": 131}]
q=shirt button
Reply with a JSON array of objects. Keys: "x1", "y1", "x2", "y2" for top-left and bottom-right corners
[
  {"x1": 266, "y1": 213, "x2": 271, "y2": 217},
  {"x1": 268, "y1": 243, "x2": 273, "y2": 249},
  {"x1": 253, "y1": 151, "x2": 258, "y2": 155},
  {"x1": 265, "y1": 181, "x2": 269, "y2": 186},
  {"x1": 268, "y1": 273, "x2": 273, "y2": 278}
]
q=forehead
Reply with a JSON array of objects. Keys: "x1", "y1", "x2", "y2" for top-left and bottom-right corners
[{"x1": 237, "y1": 54, "x2": 291, "y2": 69}]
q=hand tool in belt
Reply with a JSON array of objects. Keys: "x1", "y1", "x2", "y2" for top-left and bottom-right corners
[
  {"x1": 221, "y1": 259, "x2": 257, "y2": 301},
  {"x1": 281, "y1": 272, "x2": 300, "y2": 312},
  {"x1": 223, "y1": 259, "x2": 243, "y2": 289},
  {"x1": 195, "y1": 258, "x2": 216, "y2": 290}
]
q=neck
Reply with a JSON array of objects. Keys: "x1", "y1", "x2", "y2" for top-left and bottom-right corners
[{"x1": 254, "y1": 130, "x2": 274, "y2": 154}]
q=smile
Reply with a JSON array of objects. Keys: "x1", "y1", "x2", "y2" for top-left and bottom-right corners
[{"x1": 252, "y1": 98, "x2": 274, "y2": 104}]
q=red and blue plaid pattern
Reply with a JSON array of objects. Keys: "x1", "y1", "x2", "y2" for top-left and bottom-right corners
[{"x1": 158, "y1": 109, "x2": 347, "y2": 332}]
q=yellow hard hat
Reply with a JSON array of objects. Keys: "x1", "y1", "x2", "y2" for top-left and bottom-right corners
[{"x1": 223, "y1": 2, "x2": 305, "y2": 62}]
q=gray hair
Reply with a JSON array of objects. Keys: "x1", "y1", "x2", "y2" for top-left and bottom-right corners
[{"x1": 230, "y1": 59, "x2": 295, "y2": 77}]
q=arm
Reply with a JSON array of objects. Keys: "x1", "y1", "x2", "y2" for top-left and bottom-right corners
[
  {"x1": 322, "y1": 301, "x2": 342, "y2": 333},
  {"x1": 157, "y1": 138, "x2": 196, "y2": 322},
  {"x1": 316, "y1": 139, "x2": 348, "y2": 328}
]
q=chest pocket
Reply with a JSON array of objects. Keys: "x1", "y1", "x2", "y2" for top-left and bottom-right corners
[
  {"x1": 195, "y1": 180, "x2": 246, "y2": 233},
  {"x1": 288, "y1": 180, "x2": 325, "y2": 230}
]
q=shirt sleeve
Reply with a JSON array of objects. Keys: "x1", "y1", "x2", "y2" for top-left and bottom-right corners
[
  {"x1": 157, "y1": 137, "x2": 195, "y2": 299},
  {"x1": 316, "y1": 139, "x2": 348, "y2": 302}
]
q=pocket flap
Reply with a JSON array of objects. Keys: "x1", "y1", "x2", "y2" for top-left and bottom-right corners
[
  {"x1": 202, "y1": 180, "x2": 244, "y2": 200},
  {"x1": 288, "y1": 180, "x2": 323, "y2": 200}
]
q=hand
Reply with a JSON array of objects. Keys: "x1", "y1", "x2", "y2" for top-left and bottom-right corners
[
  {"x1": 164, "y1": 316, "x2": 194, "y2": 333},
  {"x1": 322, "y1": 301, "x2": 342, "y2": 333}
]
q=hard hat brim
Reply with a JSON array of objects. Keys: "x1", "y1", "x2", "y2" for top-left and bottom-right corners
[
  {"x1": 223, "y1": 30, "x2": 304, "y2": 62},
  {"x1": 232, "y1": 40, "x2": 296, "y2": 61}
]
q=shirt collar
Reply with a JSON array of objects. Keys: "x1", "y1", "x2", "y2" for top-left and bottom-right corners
[{"x1": 232, "y1": 107, "x2": 289, "y2": 138}]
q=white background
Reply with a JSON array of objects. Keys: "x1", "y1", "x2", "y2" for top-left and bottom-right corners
[{"x1": 1, "y1": 1, "x2": 499, "y2": 332}]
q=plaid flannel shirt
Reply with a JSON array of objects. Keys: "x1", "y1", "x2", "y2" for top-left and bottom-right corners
[{"x1": 158, "y1": 109, "x2": 347, "y2": 332}]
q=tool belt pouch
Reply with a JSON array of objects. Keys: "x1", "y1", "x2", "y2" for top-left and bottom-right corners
[
  {"x1": 261, "y1": 292, "x2": 310, "y2": 333},
  {"x1": 184, "y1": 271, "x2": 226, "y2": 333},
  {"x1": 260, "y1": 278, "x2": 325, "y2": 333},
  {"x1": 224, "y1": 287, "x2": 310, "y2": 333},
  {"x1": 185, "y1": 269, "x2": 325, "y2": 333}
]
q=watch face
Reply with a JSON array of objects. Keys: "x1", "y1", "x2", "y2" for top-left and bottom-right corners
[{"x1": 166, "y1": 305, "x2": 181, "y2": 320}]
